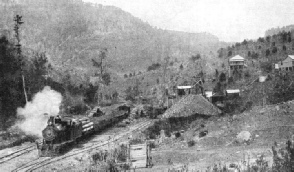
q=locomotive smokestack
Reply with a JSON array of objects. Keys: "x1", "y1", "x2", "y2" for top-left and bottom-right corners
[{"x1": 14, "y1": 86, "x2": 63, "y2": 137}]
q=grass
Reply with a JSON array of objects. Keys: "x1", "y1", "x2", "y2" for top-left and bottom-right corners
[
  {"x1": 199, "y1": 140, "x2": 294, "y2": 172},
  {"x1": 89, "y1": 144, "x2": 129, "y2": 172}
]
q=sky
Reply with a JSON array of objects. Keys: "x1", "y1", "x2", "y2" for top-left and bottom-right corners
[{"x1": 83, "y1": 0, "x2": 294, "y2": 42}]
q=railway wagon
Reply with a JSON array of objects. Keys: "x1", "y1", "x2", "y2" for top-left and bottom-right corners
[{"x1": 37, "y1": 104, "x2": 130, "y2": 157}]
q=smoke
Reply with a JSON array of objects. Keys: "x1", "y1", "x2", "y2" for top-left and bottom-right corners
[{"x1": 15, "y1": 86, "x2": 63, "y2": 137}]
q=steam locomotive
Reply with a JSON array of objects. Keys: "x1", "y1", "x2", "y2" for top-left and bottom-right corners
[{"x1": 37, "y1": 104, "x2": 130, "y2": 157}]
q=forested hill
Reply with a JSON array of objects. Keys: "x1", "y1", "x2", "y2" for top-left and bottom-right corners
[
  {"x1": 0, "y1": 0, "x2": 225, "y2": 84},
  {"x1": 265, "y1": 25, "x2": 294, "y2": 37},
  {"x1": 217, "y1": 29, "x2": 294, "y2": 70}
]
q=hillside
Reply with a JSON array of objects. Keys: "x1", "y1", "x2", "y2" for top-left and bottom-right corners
[
  {"x1": 217, "y1": 29, "x2": 294, "y2": 72},
  {"x1": 265, "y1": 25, "x2": 294, "y2": 37},
  {"x1": 0, "y1": 0, "x2": 226, "y2": 85}
]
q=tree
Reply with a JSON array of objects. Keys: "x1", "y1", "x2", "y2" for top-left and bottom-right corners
[
  {"x1": 91, "y1": 48, "x2": 111, "y2": 103},
  {"x1": 124, "y1": 74, "x2": 128, "y2": 78},
  {"x1": 282, "y1": 31, "x2": 288, "y2": 43},
  {"x1": 102, "y1": 72, "x2": 111, "y2": 86},
  {"x1": 112, "y1": 91, "x2": 119, "y2": 100},
  {"x1": 156, "y1": 78, "x2": 160, "y2": 84},
  {"x1": 283, "y1": 45, "x2": 287, "y2": 51},
  {"x1": 0, "y1": 36, "x2": 24, "y2": 128},
  {"x1": 272, "y1": 46, "x2": 278, "y2": 54},
  {"x1": 266, "y1": 36, "x2": 271, "y2": 42},
  {"x1": 84, "y1": 84, "x2": 98, "y2": 104},
  {"x1": 242, "y1": 39, "x2": 248, "y2": 45},
  {"x1": 159, "y1": 56, "x2": 171, "y2": 107},
  {"x1": 215, "y1": 69, "x2": 219, "y2": 79},
  {"x1": 147, "y1": 63, "x2": 161, "y2": 71},
  {"x1": 266, "y1": 49, "x2": 271, "y2": 57},
  {"x1": 258, "y1": 37, "x2": 265, "y2": 43},
  {"x1": 179, "y1": 64, "x2": 183, "y2": 70},
  {"x1": 190, "y1": 54, "x2": 201, "y2": 62},
  {"x1": 260, "y1": 61, "x2": 272, "y2": 73},
  {"x1": 227, "y1": 50, "x2": 232, "y2": 57},
  {"x1": 26, "y1": 52, "x2": 52, "y2": 98},
  {"x1": 251, "y1": 52, "x2": 259, "y2": 59},
  {"x1": 219, "y1": 72, "x2": 226, "y2": 82},
  {"x1": 217, "y1": 48, "x2": 224, "y2": 58}
]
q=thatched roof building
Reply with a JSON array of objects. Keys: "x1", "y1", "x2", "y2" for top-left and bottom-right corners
[{"x1": 162, "y1": 94, "x2": 221, "y2": 118}]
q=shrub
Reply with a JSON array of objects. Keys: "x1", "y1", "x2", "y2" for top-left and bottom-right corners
[
  {"x1": 260, "y1": 61, "x2": 272, "y2": 73},
  {"x1": 228, "y1": 77, "x2": 234, "y2": 84},
  {"x1": 129, "y1": 138, "x2": 144, "y2": 145},
  {"x1": 187, "y1": 140, "x2": 196, "y2": 147},
  {"x1": 244, "y1": 70, "x2": 251, "y2": 78},
  {"x1": 147, "y1": 63, "x2": 161, "y2": 71}
]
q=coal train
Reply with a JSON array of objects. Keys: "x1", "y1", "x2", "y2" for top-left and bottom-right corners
[{"x1": 37, "y1": 104, "x2": 130, "y2": 157}]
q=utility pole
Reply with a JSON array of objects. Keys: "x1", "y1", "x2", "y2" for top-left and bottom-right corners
[{"x1": 14, "y1": 15, "x2": 28, "y2": 103}]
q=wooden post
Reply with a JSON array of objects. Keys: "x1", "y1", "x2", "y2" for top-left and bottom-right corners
[{"x1": 14, "y1": 15, "x2": 27, "y2": 103}]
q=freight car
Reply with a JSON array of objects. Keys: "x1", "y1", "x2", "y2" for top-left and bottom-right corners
[{"x1": 37, "y1": 104, "x2": 130, "y2": 157}]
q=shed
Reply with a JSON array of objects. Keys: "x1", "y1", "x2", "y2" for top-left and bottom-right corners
[
  {"x1": 205, "y1": 91, "x2": 213, "y2": 102},
  {"x1": 177, "y1": 85, "x2": 193, "y2": 96},
  {"x1": 226, "y1": 89, "x2": 240, "y2": 98}
]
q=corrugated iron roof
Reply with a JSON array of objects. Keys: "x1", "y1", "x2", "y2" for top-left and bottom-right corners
[
  {"x1": 288, "y1": 55, "x2": 294, "y2": 59},
  {"x1": 229, "y1": 55, "x2": 245, "y2": 61},
  {"x1": 226, "y1": 89, "x2": 240, "y2": 94},
  {"x1": 177, "y1": 86, "x2": 193, "y2": 89}
]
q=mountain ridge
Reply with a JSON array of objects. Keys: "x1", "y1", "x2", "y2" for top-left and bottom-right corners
[{"x1": 0, "y1": 0, "x2": 227, "y2": 85}]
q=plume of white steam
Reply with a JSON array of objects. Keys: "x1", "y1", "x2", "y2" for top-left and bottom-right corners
[{"x1": 15, "y1": 86, "x2": 62, "y2": 137}]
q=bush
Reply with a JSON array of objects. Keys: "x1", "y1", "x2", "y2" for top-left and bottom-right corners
[
  {"x1": 245, "y1": 70, "x2": 251, "y2": 78},
  {"x1": 260, "y1": 61, "x2": 272, "y2": 73},
  {"x1": 241, "y1": 101, "x2": 253, "y2": 112},
  {"x1": 272, "y1": 140, "x2": 294, "y2": 171},
  {"x1": 129, "y1": 138, "x2": 144, "y2": 145},
  {"x1": 147, "y1": 63, "x2": 161, "y2": 71},
  {"x1": 228, "y1": 77, "x2": 234, "y2": 84},
  {"x1": 187, "y1": 140, "x2": 196, "y2": 147},
  {"x1": 144, "y1": 115, "x2": 208, "y2": 139},
  {"x1": 68, "y1": 103, "x2": 89, "y2": 115},
  {"x1": 203, "y1": 140, "x2": 294, "y2": 171}
]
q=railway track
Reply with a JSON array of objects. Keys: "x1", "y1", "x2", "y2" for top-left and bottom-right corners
[
  {"x1": 12, "y1": 119, "x2": 152, "y2": 172},
  {"x1": 0, "y1": 141, "x2": 42, "y2": 165}
]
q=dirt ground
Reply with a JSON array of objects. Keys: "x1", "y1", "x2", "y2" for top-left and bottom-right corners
[
  {"x1": 139, "y1": 102, "x2": 294, "y2": 171},
  {"x1": 1, "y1": 101, "x2": 294, "y2": 172}
]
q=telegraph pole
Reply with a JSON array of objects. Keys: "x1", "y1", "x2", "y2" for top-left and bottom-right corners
[{"x1": 14, "y1": 15, "x2": 28, "y2": 103}]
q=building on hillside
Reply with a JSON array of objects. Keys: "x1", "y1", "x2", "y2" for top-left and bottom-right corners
[
  {"x1": 176, "y1": 86, "x2": 192, "y2": 96},
  {"x1": 275, "y1": 55, "x2": 294, "y2": 72},
  {"x1": 226, "y1": 89, "x2": 240, "y2": 98},
  {"x1": 229, "y1": 55, "x2": 245, "y2": 77},
  {"x1": 205, "y1": 91, "x2": 213, "y2": 102},
  {"x1": 176, "y1": 76, "x2": 205, "y2": 97}
]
